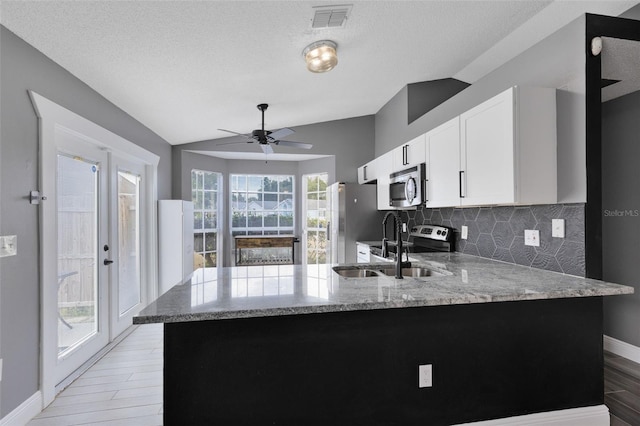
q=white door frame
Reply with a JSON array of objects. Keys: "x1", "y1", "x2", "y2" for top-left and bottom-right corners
[{"x1": 30, "y1": 92, "x2": 159, "y2": 407}]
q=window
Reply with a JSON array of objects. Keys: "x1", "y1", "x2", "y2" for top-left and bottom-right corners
[
  {"x1": 303, "y1": 173, "x2": 328, "y2": 264},
  {"x1": 231, "y1": 174, "x2": 294, "y2": 236},
  {"x1": 192, "y1": 170, "x2": 221, "y2": 268}
]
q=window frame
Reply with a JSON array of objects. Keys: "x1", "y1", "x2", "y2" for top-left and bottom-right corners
[
  {"x1": 229, "y1": 174, "x2": 296, "y2": 237},
  {"x1": 192, "y1": 169, "x2": 222, "y2": 268}
]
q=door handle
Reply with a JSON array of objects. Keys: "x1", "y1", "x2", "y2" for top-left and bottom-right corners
[
  {"x1": 103, "y1": 259, "x2": 114, "y2": 266},
  {"x1": 326, "y1": 222, "x2": 331, "y2": 241},
  {"x1": 459, "y1": 171, "x2": 465, "y2": 198},
  {"x1": 363, "y1": 165, "x2": 368, "y2": 181}
]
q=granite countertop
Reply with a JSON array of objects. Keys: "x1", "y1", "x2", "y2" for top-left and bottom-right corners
[{"x1": 134, "y1": 252, "x2": 633, "y2": 324}]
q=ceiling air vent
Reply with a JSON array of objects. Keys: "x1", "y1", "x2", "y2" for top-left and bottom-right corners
[{"x1": 311, "y1": 5, "x2": 352, "y2": 29}]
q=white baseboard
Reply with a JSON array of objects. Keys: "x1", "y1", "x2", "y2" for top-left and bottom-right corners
[
  {"x1": 604, "y1": 334, "x2": 640, "y2": 364},
  {"x1": 0, "y1": 391, "x2": 42, "y2": 426},
  {"x1": 456, "y1": 405, "x2": 610, "y2": 426}
]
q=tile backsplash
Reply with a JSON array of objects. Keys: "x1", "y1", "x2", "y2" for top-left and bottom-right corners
[{"x1": 403, "y1": 204, "x2": 586, "y2": 277}]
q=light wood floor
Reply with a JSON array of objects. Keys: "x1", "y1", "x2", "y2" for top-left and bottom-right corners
[
  {"x1": 28, "y1": 324, "x2": 163, "y2": 426},
  {"x1": 29, "y1": 328, "x2": 640, "y2": 425}
]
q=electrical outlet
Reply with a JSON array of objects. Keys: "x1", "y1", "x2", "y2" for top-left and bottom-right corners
[
  {"x1": 552, "y1": 219, "x2": 565, "y2": 238},
  {"x1": 524, "y1": 229, "x2": 540, "y2": 247},
  {"x1": 0, "y1": 235, "x2": 17, "y2": 257},
  {"x1": 461, "y1": 226, "x2": 468, "y2": 240},
  {"x1": 419, "y1": 364, "x2": 432, "y2": 388}
]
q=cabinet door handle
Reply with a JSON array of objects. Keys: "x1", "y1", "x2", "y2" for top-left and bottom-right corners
[
  {"x1": 363, "y1": 165, "x2": 368, "y2": 181},
  {"x1": 459, "y1": 171, "x2": 465, "y2": 198},
  {"x1": 326, "y1": 222, "x2": 331, "y2": 241},
  {"x1": 423, "y1": 179, "x2": 428, "y2": 203},
  {"x1": 403, "y1": 145, "x2": 408, "y2": 165}
]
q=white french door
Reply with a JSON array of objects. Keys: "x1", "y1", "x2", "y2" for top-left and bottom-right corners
[
  {"x1": 31, "y1": 91, "x2": 159, "y2": 407},
  {"x1": 110, "y1": 157, "x2": 146, "y2": 338},
  {"x1": 55, "y1": 138, "x2": 110, "y2": 385}
]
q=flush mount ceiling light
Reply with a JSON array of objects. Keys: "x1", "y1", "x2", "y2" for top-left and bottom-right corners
[{"x1": 302, "y1": 40, "x2": 338, "y2": 73}]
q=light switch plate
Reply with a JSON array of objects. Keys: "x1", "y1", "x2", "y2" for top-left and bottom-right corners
[
  {"x1": 0, "y1": 235, "x2": 17, "y2": 257},
  {"x1": 552, "y1": 219, "x2": 565, "y2": 238},
  {"x1": 524, "y1": 230, "x2": 540, "y2": 247},
  {"x1": 461, "y1": 226, "x2": 468, "y2": 240}
]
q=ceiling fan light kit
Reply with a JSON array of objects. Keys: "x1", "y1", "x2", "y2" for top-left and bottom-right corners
[{"x1": 303, "y1": 40, "x2": 338, "y2": 73}]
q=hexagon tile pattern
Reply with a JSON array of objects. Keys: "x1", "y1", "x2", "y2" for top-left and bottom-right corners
[{"x1": 404, "y1": 203, "x2": 586, "y2": 277}]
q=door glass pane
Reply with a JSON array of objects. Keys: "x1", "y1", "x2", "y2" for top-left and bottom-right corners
[
  {"x1": 117, "y1": 170, "x2": 141, "y2": 315},
  {"x1": 57, "y1": 154, "x2": 99, "y2": 357}
]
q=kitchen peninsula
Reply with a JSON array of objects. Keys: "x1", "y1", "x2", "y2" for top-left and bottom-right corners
[{"x1": 134, "y1": 253, "x2": 633, "y2": 425}]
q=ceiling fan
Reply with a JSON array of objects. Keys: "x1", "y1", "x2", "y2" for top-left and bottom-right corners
[{"x1": 217, "y1": 104, "x2": 313, "y2": 154}]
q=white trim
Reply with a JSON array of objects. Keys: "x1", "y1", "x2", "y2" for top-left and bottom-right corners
[
  {"x1": 604, "y1": 334, "x2": 640, "y2": 364},
  {"x1": 455, "y1": 405, "x2": 609, "y2": 426},
  {"x1": 0, "y1": 392, "x2": 42, "y2": 426},
  {"x1": 29, "y1": 91, "x2": 160, "y2": 408},
  {"x1": 29, "y1": 92, "x2": 160, "y2": 166}
]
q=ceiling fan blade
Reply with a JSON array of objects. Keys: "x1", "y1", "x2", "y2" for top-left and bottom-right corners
[
  {"x1": 218, "y1": 128, "x2": 250, "y2": 137},
  {"x1": 215, "y1": 139, "x2": 252, "y2": 146},
  {"x1": 267, "y1": 127, "x2": 294, "y2": 140},
  {"x1": 260, "y1": 144, "x2": 274, "y2": 155},
  {"x1": 275, "y1": 140, "x2": 313, "y2": 149}
]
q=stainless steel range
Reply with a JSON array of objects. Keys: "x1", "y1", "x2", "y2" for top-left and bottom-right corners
[
  {"x1": 369, "y1": 224, "x2": 455, "y2": 261},
  {"x1": 408, "y1": 224, "x2": 455, "y2": 253}
]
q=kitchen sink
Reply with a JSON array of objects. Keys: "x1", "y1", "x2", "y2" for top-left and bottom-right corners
[
  {"x1": 332, "y1": 265, "x2": 450, "y2": 279},
  {"x1": 376, "y1": 267, "x2": 447, "y2": 278},
  {"x1": 332, "y1": 267, "x2": 379, "y2": 278}
]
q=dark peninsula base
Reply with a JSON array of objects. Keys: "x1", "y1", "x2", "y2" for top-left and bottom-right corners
[{"x1": 164, "y1": 297, "x2": 604, "y2": 426}]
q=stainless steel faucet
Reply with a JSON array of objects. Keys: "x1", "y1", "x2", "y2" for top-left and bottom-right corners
[{"x1": 382, "y1": 211, "x2": 405, "y2": 279}]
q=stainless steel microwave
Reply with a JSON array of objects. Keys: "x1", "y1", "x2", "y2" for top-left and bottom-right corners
[{"x1": 389, "y1": 163, "x2": 425, "y2": 208}]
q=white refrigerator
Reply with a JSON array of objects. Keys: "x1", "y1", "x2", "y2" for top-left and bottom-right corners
[
  {"x1": 158, "y1": 200, "x2": 194, "y2": 295},
  {"x1": 326, "y1": 183, "x2": 383, "y2": 264}
]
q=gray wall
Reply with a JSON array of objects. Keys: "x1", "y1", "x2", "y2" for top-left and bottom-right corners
[
  {"x1": 375, "y1": 16, "x2": 587, "y2": 204},
  {"x1": 602, "y1": 89, "x2": 640, "y2": 348},
  {"x1": 0, "y1": 25, "x2": 172, "y2": 418},
  {"x1": 175, "y1": 116, "x2": 369, "y2": 267}
]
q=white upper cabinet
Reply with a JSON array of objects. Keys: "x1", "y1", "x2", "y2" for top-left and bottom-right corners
[
  {"x1": 360, "y1": 86, "x2": 557, "y2": 210},
  {"x1": 376, "y1": 151, "x2": 395, "y2": 210},
  {"x1": 357, "y1": 158, "x2": 378, "y2": 184},
  {"x1": 459, "y1": 86, "x2": 556, "y2": 206},
  {"x1": 392, "y1": 133, "x2": 427, "y2": 171},
  {"x1": 425, "y1": 117, "x2": 461, "y2": 208}
]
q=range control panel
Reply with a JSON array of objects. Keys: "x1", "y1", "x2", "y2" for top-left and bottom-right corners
[{"x1": 409, "y1": 225, "x2": 452, "y2": 242}]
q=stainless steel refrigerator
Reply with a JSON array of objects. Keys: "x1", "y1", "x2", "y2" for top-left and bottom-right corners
[{"x1": 326, "y1": 183, "x2": 383, "y2": 264}]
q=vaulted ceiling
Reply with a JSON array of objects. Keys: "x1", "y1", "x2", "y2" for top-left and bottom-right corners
[{"x1": 1, "y1": 1, "x2": 637, "y2": 146}]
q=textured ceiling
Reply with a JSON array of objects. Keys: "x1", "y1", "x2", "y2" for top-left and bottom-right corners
[{"x1": 1, "y1": 1, "x2": 637, "y2": 146}]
